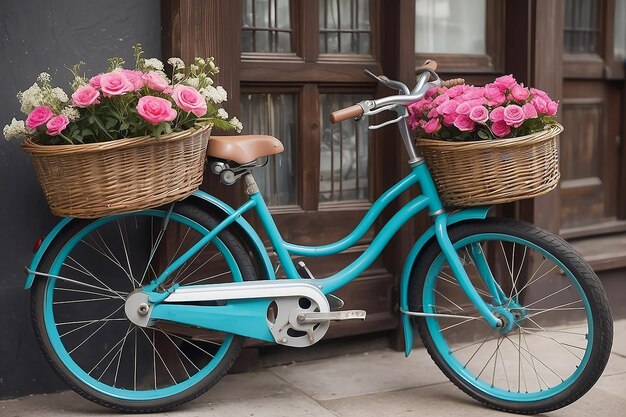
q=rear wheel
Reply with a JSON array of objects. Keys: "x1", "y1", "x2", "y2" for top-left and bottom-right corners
[
  {"x1": 410, "y1": 218, "x2": 613, "y2": 414},
  {"x1": 31, "y1": 203, "x2": 257, "y2": 412}
]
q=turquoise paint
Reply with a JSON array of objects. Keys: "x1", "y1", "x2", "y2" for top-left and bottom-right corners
[
  {"x1": 25, "y1": 217, "x2": 73, "y2": 289},
  {"x1": 433, "y1": 214, "x2": 501, "y2": 329},
  {"x1": 400, "y1": 207, "x2": 491, "y2": 356},
  {"x1": 189, "y1": 191, "x2": 275, "y2": 280},
  {"x1": 42, "y1": 210, "x2": 241, "y2": 400},
  {"x1": 250, "y1": 192, "x2": 301, "y2": 279},
  {"x1": 144, "y1": 199, "x2": 257, "y2": 292},
  {"x1": 314, "y1": 196, "x2": 431, "y2": 294},
  {"x1": 150, "y1": 299, "x2": 275, "y2": 342},
  {"x1": 422, "y1": 232, "x2": 594, "y2": 402},
  {"x1": 284, "y1": 170, "x2": 421, "y2": 257},
  {"x1": 412, "y1": 162, "x2": 444, "y2": 214}
]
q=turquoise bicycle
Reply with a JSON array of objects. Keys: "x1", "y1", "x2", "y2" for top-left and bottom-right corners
[{"x1": 25, "y1": 62, "x2": 613, "y2": 414}]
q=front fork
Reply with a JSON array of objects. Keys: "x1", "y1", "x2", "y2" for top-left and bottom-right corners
[{"x1": 433, "y1": 214, "x2": 513, "y2": 331}]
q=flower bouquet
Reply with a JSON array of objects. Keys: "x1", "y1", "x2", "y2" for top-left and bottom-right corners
[
  {"x1": 4, "y1": 45, "x2": 241, "y2": 218},
  {"x1": 408, "y1": 74, "x2": 564, "y2": 207}
]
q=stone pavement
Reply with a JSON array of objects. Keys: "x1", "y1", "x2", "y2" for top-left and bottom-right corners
[{"x1": 1, "y1": 320, "x2": 625, "y2": 417}]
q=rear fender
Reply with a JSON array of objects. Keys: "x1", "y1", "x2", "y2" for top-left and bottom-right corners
[{"x1": 24, "y1": 191, "x2": 275, "y2": 289}]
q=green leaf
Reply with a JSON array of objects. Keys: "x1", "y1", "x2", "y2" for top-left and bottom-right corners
[{"x1": 477, "y1": 130, "x2": 489, "y2": 140}]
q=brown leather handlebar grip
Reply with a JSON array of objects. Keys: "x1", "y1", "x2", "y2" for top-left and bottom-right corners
[
  {"x1": 443, "y1": 78, "x2": 465, "y2": 88},
  {"x1": 330, "y1": 104, "x2": 364, "y2": 124},
  {"x1": 416, "y1": 59, "x2": 438, "y2": 73}
]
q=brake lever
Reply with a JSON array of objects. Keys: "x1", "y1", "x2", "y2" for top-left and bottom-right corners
[{"x1": 364, "y1": 69, "x2": 410, "y2": 95}]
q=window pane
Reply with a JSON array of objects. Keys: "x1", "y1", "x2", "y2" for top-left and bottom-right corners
[
  {"x1": 242, "y1": 0, "x2": 292, "y2": 53},
  {"x1": 320, "y1": 94, "x2": 369, "y2": 202},
  {"x1": 240, "y1": 94, "x2": 297, "y2": 206},
  {"x1": 564, "y1": 0, "x2": 600, "y2": 54},
  {"x1": 415, "y1": 0, "x2": 486, "y2": 54},
  {"x1": 319, "y1": 0, "x2": 371, "y2": 54},
  {"x1": 615, "y1": 0, "x2": 626, "y2": 58}
]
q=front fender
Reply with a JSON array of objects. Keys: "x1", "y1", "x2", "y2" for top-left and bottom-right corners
[
  {"x1": 25, "y1": 191, "x2": 275, "y2": 289},
  {"x1": 400, "y1": 207, "x2": 492, "y2": 356}
]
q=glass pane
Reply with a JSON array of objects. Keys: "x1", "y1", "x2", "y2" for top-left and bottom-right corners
[
  {"x1": 415, "y1": 0, "x2": 486, "y2": 54},
  {"x1": 564, "y1": 0, "x2": 600, "y2": 54},
  {"x1": 320, "y1": 94, "x2": 369, "y2": 202},
  {"x1": 242, "y1": 0, "x2": 292, "y2": 53},
  {"x1": 615, "y1": 0, "x2": 626, "y2": 58},
  {"x1": 240, "y1": 94, "x2": 298, "y2": 206},
  {"x1": 319, "y1": 0, "x2": 371, "y2": 54}
]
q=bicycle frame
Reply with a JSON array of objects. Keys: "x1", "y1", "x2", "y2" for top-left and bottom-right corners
[{"x1": 135, "y1": 159, "x2": 503, "y2": 332}]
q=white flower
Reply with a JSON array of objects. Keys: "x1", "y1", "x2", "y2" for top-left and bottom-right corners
[
  {"x1": 167, "y1": 57, "x2": 185, "y2": 69},
  {"x1": 173, "y1": 72, "x2": 185, "y2": 82},
  {"x1": 216, "y1": 86, "x2": 228, "y2": 102},
  {"x1": 19, "y1": 83, "x2": 43, "y2": 114},
  {"x1": 52, "y1": 87, "x2": 69, "y2": 103},
  {"x1": 200, "y1": 85, "x2": 225, "y2": 104},
  {"x1": 185, "y1": 77, "x2": 200, "y2": 89},
  {"x1": 197, "y1": 58, "x2": 205, "y2": 66},
  {"x1": 155, "y1": 70, "x2": 170, "y2": 83},
  {"x1": 3, "y1": 118, "x2": 28, "y2": 140},
  {"x1": 37, "y1": 72, "x2": 51, "y2": 83},
  {"x1": 61, "y1": 106, "x2": 81, "y2": 122},
  {"x1": 217, "y1": 108, "x2": 229, "y2": 119},
  {"x1": 229, "y1": 116, "x2": 243, "y2": 133},
  {"x1": 144, "y1": 58, "x2": 164, "y2": 71},
  {"x1": 189, "y1": 64, "x2": 199, "y2": 72}
]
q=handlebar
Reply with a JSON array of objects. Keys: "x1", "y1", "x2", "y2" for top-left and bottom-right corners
[{"x1": 329, "y1": 59, "x2": 466, "y2": 124}]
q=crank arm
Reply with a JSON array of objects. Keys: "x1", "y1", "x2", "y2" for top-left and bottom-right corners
[{"x1": 296, "y1": 310, "x2": 366, "y2": 324}]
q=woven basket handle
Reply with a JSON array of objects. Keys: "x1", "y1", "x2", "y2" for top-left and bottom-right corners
[{"x1": 443, "y1": 78, "x2": 465, "y2": 88}]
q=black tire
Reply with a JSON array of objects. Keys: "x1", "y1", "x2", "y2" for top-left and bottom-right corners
[
  {"x1": 409, "y1": 217, "x2": 613, "y2": 414},
  {"x1": 31, "y1": 202, "x2": 258, "y2": 412}
]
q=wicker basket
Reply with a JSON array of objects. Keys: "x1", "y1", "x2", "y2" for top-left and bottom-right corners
[
  {"x1": 415, "y1": 124, "x2": 563, "y2": 207},
  {"x1": 22, "y1": 125, "x2": 211, "y2": 218}
]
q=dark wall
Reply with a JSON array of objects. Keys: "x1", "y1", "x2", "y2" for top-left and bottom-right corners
[{"x1": 0, "y1": 0, "x2": 161, "y2": 398}]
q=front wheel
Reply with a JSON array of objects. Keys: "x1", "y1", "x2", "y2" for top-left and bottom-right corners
[
  {"x1": 410, "y1": 218, "x2": 613, "y2": 414},
  {"x1": 31, "y1": 203, "x2": 257, "y2": 412}
]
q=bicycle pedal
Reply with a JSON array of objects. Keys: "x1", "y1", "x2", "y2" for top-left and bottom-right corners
[{"x1": 296, "y1": 310, "x2": 366, "y2": 324}]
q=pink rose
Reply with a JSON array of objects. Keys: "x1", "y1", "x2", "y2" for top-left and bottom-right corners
[
  {"x1": 494, "y1": 74, "x2": 517, "y2": 91},
  {"x1": 437, "y1": 100, "x2": 458, "y2": 115},
  {"x1": 425, "y1": 87, "x2": 438, "y2": 98},
  {"x1": 531, "y1": 96, "x2": 548, "y2": 114},
  {"x1": 26, "y1": 106, "x2": 54, "y2": 129},
  {"x1": 530, "y1": 88, "x2": 550, "y2": 101},
  {"x1": 427, "y1": 107, "x2": 439, "y2": 118},
  {"x1": 489, "y1": 107, "x2": 505, "y2": 122},
  {"x1": 469, "y1": 106, "x2": 489, "y2": 123},
  {"x1": 453, "y1": 114, "x2": 475, "y2": 132},
  {"x1": 510, "y1": 83, "x2": 530, "y2": 102},
  {"x1": 546, "y1": 100, "x2": 559, "y2": 116},
  {"x1": 522, "y1": 103, "x2": 538, "y2": 119},
  {"x1": 492, "y1": 120, "x2": 511, "y2": 138},
  {"x1": 45, "y1": 114, "x2": 69, "y2": 136},
  {"x1": 443, "y1": 112, "x2": 458, "y2": 126},
  {"x1": 455, "y1": 102, "x2": 472, "y2": 115},
  {"x1": 484, "y1": 83, "x2": 506, "y2": 106},
  {"x1": 172, "y1": 85, "x2": 207, "y2": 117},
  {"x1": 71, "y1": 85, "x2": 100, "y2": 108},
  {"x1": 503, "y1": 104, "x2": 526, "y2": 127},
  {"x1": 100, "y1": 72, "x2": 134, "y2": 97},
  {"x1": 89, "y1": 74, "x2": 103, "y2": 89},
  {"x1": 136, "y1": 96, "x2": 177, "y2": 125},
  {"x1": 423, "y1": 118, "x2": 441, "y2": 134},
  {"x1": 122, "y1": 69, "x2": 145, "y2": 90},
  {"x1": 142, "y1": 71, "x2": 169, "y2": 92},
  {"x1": 446, "y1": 85, "x2": 464, "y2": 98},
  {"x1": 432, "y1": 94, "x2": 450, "y2": 106},
  {"x1": 460, "y1": 87, "x2": 485, "y2": 101}
]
